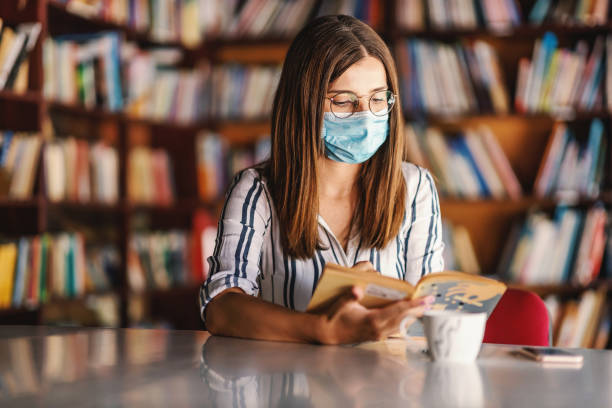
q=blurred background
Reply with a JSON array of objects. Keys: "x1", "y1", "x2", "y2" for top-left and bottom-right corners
[{"x1": 0, "y1": 0, "x2": 611, "y2": 349}]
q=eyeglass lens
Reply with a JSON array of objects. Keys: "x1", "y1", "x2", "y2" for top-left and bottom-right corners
[{"x1": 330, "y1": 90, "x2": 395, "y2": 118}]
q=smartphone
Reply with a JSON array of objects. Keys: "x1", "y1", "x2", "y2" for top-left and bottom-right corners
[{"x1": 517, "y1": 347, "x2": 584, "y2": 364}]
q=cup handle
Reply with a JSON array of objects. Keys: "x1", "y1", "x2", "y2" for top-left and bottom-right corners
[{"x1": 399, "y1": 316, "x2": 414, "y2": 337}]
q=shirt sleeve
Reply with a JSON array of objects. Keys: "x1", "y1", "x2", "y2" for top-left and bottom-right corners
[
  {"x1": 404, "y1": 166, "x2": 445, "y2": 283},
  {"x1": 199, "y1": 169, "x2": 271, "y2": 324}
]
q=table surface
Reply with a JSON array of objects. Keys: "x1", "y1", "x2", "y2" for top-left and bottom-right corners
[{"x1": 0, "y1": 326, "x2": 610, "y2": 407}]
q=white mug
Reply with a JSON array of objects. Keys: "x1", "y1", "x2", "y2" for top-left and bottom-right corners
[{"x1": 401, "y1": 310, "x2": 487, "y2": 363}]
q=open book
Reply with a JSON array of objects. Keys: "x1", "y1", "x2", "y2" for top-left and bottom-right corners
[{"x1": 307, "y1": 264, "x2": 507, "y2": 335}]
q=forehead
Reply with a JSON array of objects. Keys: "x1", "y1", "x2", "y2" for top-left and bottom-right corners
[{"x1": 328, "y1": 56, "x2": 387, "y2": 94}]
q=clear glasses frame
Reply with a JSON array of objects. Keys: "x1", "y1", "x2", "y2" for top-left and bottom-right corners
[{"x1": 325, "y1": 89, "x2": 397, "y2": 119}]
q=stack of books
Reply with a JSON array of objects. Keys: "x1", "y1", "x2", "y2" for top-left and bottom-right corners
[
  {"x1": 515, "y1": 32, "x2": 605, "y2": 114},
  {"x1": 534, "y1": 119, "x2": 606, "y2": 200},
  {"x1": 0, "y1": 233, "x2": 120, "y2": 309},
  {"x1": 315, "y1": 0, "x2": 386, "y2": 30},
  {"x1": 196, "y1": 131, "x2": 270, "y2": 202},
  {"x1": 405, "y1": 124, "x2": 521, "y2": 199},
  {"x1": 499, "y1": 205, "x2": 609, "y2": 286},
  {"x1": 206, "y1": 64, "x2": 281, "y2": 119},
  {"x1": 397, "y1": 39, "x2": 509, "y2": 116},
  {"x1": 0, "y1": 20, "x2": 41, "y2": 93},
  {"x1": 396, "y1": 0, "x2": 521, "y2": 31},
  {"x1": 58, "y1": 0, "x2": 203, "y2": 47},
  {"x1": 122, "y1": 44, "x2": 208, "y2": 123},
  {"x1": 442, "y1": 220, "x2": 481, "y2": 274},
  {"x1": 127, "y1": 230, "x2": 192, "y2": 292},
  {"x1": 546, "y1": 289, "x2": 609, "y2": 349},
  {"x1": 44, "y1": 138, "x2": 119, "y2": 204},
  {"x1": 127, "y1": 146, "x2": 175, "y2": 205},
  {"x1": 0, "y1": 131, "x2": 42, "y2": 200},
  {"x1": 529, "y1": 0, "x2": 611, "y2": 26},
  {"x1": 202, "y1": 0, "x2": 318, "y2": 39},
  {"x1": 43, "y1": 32, "x2": 124, "y2": 111}
]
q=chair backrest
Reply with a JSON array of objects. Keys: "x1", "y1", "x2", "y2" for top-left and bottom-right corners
[{"x1": 483, "y1": 288, "x2": 550, "y2": 346}]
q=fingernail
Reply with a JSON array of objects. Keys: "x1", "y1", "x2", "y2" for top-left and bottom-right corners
[{"x1": 424, "y1": 295, "x2": 435, "y2": 304}]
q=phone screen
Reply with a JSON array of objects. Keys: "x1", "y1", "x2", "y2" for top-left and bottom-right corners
[
  {"x1": 519, "y1": 347, "x2": 583, "y2": 364},
  {"x1": 523, "y1": 347, "x2": 576, "y2": 356}
]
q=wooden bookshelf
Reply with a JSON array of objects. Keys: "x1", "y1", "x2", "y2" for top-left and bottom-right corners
[
  {"x1": 2, "y1": 0, "x2": 612, "y2": 336},
  {"x1": 396, "y1": 24, "x2": 612, "y2": 40}
]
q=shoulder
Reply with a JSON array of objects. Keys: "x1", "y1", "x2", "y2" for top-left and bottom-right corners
[
  {"x1": 400, "y1": 162, "x2": 433, "y2": 194},
  {"x1": 230, "y1": 167, "x2": 267, "y2": 192},
  {"x1": 224, "y1": 167, "x2": 272, "y2": 216}
]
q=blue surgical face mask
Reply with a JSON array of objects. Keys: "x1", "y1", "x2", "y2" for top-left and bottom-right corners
[{"x1": 321, "y1": 110, "x2": 389, "y2": 164}]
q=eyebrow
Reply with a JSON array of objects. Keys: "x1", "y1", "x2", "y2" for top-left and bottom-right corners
[{"x1": 327, "y1": 86, "x2": 388, "y2": 94}]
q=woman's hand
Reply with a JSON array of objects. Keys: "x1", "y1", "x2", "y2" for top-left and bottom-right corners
[{"x1": 314, "y1": 285, "x2": 434, "y2": 345}]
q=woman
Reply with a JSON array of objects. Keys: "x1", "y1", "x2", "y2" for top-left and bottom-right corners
[{"x1": 200, "y1": 15, "x2": 444, "y2": 344}]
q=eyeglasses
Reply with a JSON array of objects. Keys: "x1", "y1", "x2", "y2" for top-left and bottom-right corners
[{"x1": 325, "y1": 89, "x2": 396, "y2": 119}]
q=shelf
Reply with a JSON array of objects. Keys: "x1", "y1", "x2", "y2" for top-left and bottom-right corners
[
  {"x1": 0, "y1": 197, "x2": 41, "y2": 208},
  {"x1": 0, "y1": 90, "x2": 42, "y2": 104},
  {"x1": 509, "y1": 279, "x2": 612, "y2": 297},
  {"x1": 0, "y1": 91, "x2": 43, "y2": 131},
  {"x1": 46, "y1": 0, "x2": 191, "y2": 49},
  {"x1": 137, "y1": 284, "x2": 202, "y2": 298},
  {"x1": 404, "y1": 111, "x2": 612, "y2": 124},
  {"x1": 125, "y1": 199, "x2": 198, "y2": 214},
  {"x1": 396, "y1": 24, "x2": 612, "y2": 40},
  {"x1": 47, "y1": 100, "x2": 122, "y2": 120},
  {"x1": 47, "y1": 200, "x2": 123, "y2": 214},
  {"x1": 47, "y1": 101, "x2": 271, "y2": 139},
  {"x1": 440, "y1": 196, "x2": 557, "y2": 210}
]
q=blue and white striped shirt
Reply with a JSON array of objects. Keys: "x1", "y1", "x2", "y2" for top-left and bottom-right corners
[{"x1": 199, "y1": 162, "x2": 444, "y2": 322}]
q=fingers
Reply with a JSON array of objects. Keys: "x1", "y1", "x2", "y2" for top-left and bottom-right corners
[
  {"x1": 352, "y1": 261, "x2": 378, "y2": 274},
  {"x1": 328, "y1": 286, "x2": 363, "y2": 316},
  {"x1": 380, "y1": 295, "x2": 434, "y2": 316},
  {"x1": 368, "y1": 296, "x2": 435, "y2": 339}
]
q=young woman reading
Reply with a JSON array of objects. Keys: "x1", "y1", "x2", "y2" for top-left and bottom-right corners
[{"x1": 199, "y1": 15, "x2": 444, "y2": 345}]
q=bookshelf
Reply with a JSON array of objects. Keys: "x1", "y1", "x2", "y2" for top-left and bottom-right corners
[{"x1": 0, "y1": 0, "x2": 611, "y2": 347}]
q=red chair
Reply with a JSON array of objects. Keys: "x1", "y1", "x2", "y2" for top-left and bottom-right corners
[{"x1": 483, "y1": 288, "x2": 550, "y2": 346}]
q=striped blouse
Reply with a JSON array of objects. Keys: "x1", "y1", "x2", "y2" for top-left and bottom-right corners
[{"x1": 199, "y1": 162, "x2": 444, "y2": 323}]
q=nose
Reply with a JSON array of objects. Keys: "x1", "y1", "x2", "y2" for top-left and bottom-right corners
[{"x1": 356, "y1": 96, "x2": 369, "y2": 112}]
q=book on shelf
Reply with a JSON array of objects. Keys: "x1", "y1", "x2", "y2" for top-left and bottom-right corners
[
  {"x1": 515, "y1": 32, "x2": 606, "y2": 114},
  {"x1": 0, "y1": 131, "x2": 42, "y2": 200},
  {"x1": 499, "y1": 204, "x2": 609, "y2": 286},
  {"x1": 127, "y1": 146, "x2": 175, "y2": 205},
  {"x1": 534, "y1": 119, "x2": 606, "y2": 199},
  {"x1": 0, "y1": 233, "x2": 120, "y2": 309},
  {"x1": 196, "y1": 131, "x2": 270, "y2": 202},
  {"x1": 206, "y1": 64, "x2": 281, "y2": 119},
  {"x1": 44, "y1": 137, "x2": 119, "y2": 204},
  {"x1": 405, "y1": 123, "x2": 521, "y2": 199},
  {"x1": 551, "y1": 288, "x2": 608, "y2": 348},
  {"x1": 529, "y1": 0, "x2": 610, "y2": 26},
  {"x1": 0, "y1": 20, "x2": 41, "y2": 93},
  {"x1": 396, "y1": 0, "x2": 521, "y2": 31},
  {"x1": 122, "y1": 43, "x2": 208, "y2": 123},
  {"x1": 398, "y1": 39, "x2": 509, "y2": 116},
  {"x1": 57, "y1": 0, "x2": 388, "y2": 43},
  {"x1": 442, "y1": 220, "x2": 481, "y2": 275},
  {"x1": 316, "y1": 0, "x2": 385, "y2": 30},
  {"x1": 127, "y1": 229, "x2": 193, "y2": 292},
  {"x1": 43, "y1": 32, "x2": 123, "y2": 111}
]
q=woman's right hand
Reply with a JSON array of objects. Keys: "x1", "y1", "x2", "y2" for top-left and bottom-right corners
[{"x1": 314, "y1": 284, "x2": 434, "y2": 345}]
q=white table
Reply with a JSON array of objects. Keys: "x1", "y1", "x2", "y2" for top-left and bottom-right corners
[{"x1": 0, "y1": 326, "x2": 610, "y2": 407}]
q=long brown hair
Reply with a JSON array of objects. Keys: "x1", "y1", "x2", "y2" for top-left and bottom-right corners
[{"x1": 264, "y1": 15, "x2": 406, "y2": 259}]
